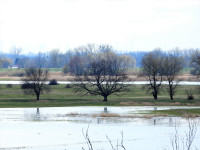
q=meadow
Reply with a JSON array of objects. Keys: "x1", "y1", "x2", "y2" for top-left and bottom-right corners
[{"x1": 0, "y1": 84, "x2": 200, "y2": 108}]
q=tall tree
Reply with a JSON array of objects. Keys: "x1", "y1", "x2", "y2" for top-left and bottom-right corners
[
  {"x1": 0, "y1": 57, "x2": 12, "y2": 68},
  {"x1": 140, "y1": 49, "x2": 164, "y2": 100},
  {"x1": 21, "y1": 68, "x2": 50, "y2": 101},
  {"x1": 190, "y1": 49, "x2": 200, "y2": 77},
  {"x1": 10, "y1": 46, "x2": 22, "y2": 66},
  {"x1": 49, "y1": 49, "x2": 60, "y2": 68},
  {"x1": 163, "y1": 50, "x2": 185, "y2": 100},
  {"x1": 73, "y1": 45, "x2": 132, "y2": 101}
]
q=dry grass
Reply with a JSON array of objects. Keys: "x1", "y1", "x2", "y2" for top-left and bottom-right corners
[
  {"x1": 67, "y1": 112, "x2": 79, "y2": 116},
  {"x1": 1, "y1": 70, "x2": 199, "y2": 81},
  {"x1": 99, "y1": 113, "x2": 120, "y2": 117}
]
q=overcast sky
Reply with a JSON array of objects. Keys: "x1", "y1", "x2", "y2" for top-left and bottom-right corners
[{"x1": 0, "y1": 0, "x2": 200, "y2": 54}]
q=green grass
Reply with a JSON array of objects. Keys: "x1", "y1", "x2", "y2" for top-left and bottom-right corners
[
  {"x1": 0, "y1": 84, "x2": 200, "y2": 108},
  {"x1": 150, "y1": 108, "x2": 200, "y2": 117}
]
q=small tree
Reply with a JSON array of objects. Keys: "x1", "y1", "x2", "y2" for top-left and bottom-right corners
[
  {"x1": 21, "y1": 68, "x2": 50, "y2": 101},
  {"x1": 140, "y1": 49, "x2": 164, "y2": 100},
  {"x1": 163, "y1": 51, "x2": 184, "y2": 100},
  {"x1": 73, "y1": 45, "x2": 131, "y2": 101}
]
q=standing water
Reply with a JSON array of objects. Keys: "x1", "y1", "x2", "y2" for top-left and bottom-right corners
[{"x1": 0, "y1": 106, "x2": 199, "y2": 150}]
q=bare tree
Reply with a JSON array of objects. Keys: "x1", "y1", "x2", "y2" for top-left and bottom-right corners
[
  {"x1": 163, "y1": 51, "x2": 185, "y2": 100},
  {"x1": 21, "y1": 68, "x2": 50, "y2": 101},
  {"x1": 0, "y1": 57, "x2": 12, "y2": 68},
  {"x1": 49, "y1": 49, "x2": 60, "y2": 68},
  {"x1": 10, "y1": 46, "x2": 22, "y2": 66},
  {"x1": 73, "y1": 45, "x2": 131, "y2": 102},
  {"x1": 69, "y1": 55, "x2": 85, "y2": 75},
  {"x1": 190, "y1": 49, "x2": 200, "y2": 77},
  {"x1": 140, "y1": 49, "x2": 164, "y2": 100}
]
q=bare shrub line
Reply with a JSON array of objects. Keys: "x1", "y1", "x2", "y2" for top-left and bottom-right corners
[
  {"x1": 169, "y1": 118, "x2": 198, "y2": 150},
  {"x1": 82, "y1": 124, "x2": 126, "y2": 150}
]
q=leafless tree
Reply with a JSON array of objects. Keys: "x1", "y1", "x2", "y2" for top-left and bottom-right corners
[
  {"x1": 10, "y1": 46, "x2": 22, "y2": 65},
  {"x1": 0, "y1": 57, "x2": 12, "y2": 68},
  {"x1": 190, "y1": 49, "x2": 200, "y2": 77},
  {"x1": 140, "y1": 49, "x2": 164, "y2": 100},
  {"x1": 73, "y1": 45, "x2": 131, "y2": 102},
  {"x1": 163, "y1": 50, "x2": 185, "y2": 100},
  {"x1": 21, "y1": 68, "x2": 50, "y2": 101}
]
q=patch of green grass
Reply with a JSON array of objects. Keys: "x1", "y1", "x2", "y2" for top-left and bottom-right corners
[
  {"x1": 150, "y1": 108, "x2": 200, "y2": 117},
  {"x1": 0, "y1": 84, "x2": 200, "y2": 108}
]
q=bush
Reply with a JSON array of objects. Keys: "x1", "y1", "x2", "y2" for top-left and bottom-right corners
[
  {"x1": 6, "y1": 84, "x2": 13, "y2": 88},
  {"x1": 185, "y1": 89, "x2": 194, "y2": 100},
  {"x1": 65, "y1": 84, "x2": 72, "y2": 88},
  {"x1": 21, "y1": 83, "x2": 32, "y2": 89},
  {"x1": 49, "y1": 79, "x2": 59, "y2": 85}
]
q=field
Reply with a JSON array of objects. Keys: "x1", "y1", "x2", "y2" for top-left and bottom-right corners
[
  {"x1": 1, "y1": 68, "x2": 200, "y2": 116},
  {"x1": 0, "y1": 84, "x2": 200, "y2": 108},
  {"x1": 0, "y1": 68, "x2": 198, "y2": 81}
]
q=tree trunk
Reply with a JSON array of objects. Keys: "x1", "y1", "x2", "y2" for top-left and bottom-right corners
[
  {"x1": 103, "y1": 96, "x2": 108, "y2": 102},
  {"x1": 170, "y1": 94, "x2": 173, "y2": 100},
  {"x1": 153, "y1": 93, "x2": 157, "y2": 100},
  {"x1": 169, "y1": 85, "x2": 173, "y2": 100},
  {"x1": 36, "y1": 94, "x2": 40, "y2": 101},
  {"x1": 170, "y1": 91, "x2": 173, "y2": 100},
  {"x1": 153, "y1": 89, "x2": 158, "y2": 100}
]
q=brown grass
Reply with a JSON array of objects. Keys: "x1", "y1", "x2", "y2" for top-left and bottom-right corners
[
  {"x1": 99, "y1": 113, "x2": 120, "y2": 117},
  {"x1": 0, "y1": 71, "x2": 200, "y2": 81},
  {"x1": 67, "y1": 112, "x2": 79, "y2": 116}
]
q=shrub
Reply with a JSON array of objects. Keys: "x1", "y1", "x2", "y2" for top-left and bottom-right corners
[
  {"x1": 65, "y1": 84, "x2": 72, "y2": 88},
  {"x1": 6, "y1": 84, "x2": 13, "y2": 88},
  {"x1": 49, "y1": 79, "x2": 58, "y2": 85},
  {"x1": 185, "y1": 89, "x2": 194, "y2": 100},
  {"x1": 21, "y1": 83, "x2": 32, "y2": 89}
]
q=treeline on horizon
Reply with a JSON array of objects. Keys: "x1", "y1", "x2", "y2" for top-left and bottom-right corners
[{"x1": 0, "y1": 43, "x2": 199, "y2": 71}]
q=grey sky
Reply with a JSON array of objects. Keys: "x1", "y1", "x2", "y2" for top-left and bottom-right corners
[{"x1": 0, "y1": 0, "x2": 200, "y2": 53}]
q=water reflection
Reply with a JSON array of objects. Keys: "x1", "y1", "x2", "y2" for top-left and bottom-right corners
[
  {"x1": 153, "y1": 119, "x2": 156, "y2": 125},
  {"x1": 24, "y1": 108, "x2": 47, "y2": 121},
  {"x1": 104, "y1": 107, "x2": 107, "y2": 113}
]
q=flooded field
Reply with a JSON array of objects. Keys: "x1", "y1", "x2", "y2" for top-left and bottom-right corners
[
  {"x1": 0, "y1": 106, "x2": 200, "y2": 150},
  {"x1": 1, "y1": 81, "x2": 200, "y2": 85}
]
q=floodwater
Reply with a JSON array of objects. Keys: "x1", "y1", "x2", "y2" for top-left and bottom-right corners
[
  {"x1": 0, "y1": 106, "x2": 200, "y2": 150},
  {"x1": 0, "y1": 81, "x2": 200, "y2": 85}
]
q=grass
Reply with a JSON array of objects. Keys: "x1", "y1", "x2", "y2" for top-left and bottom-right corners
[
  {"x1": 0, "y1": 84, "x2": 200, "y2": 108},
  {"x1": 150, "y1": 108, "x2": 200, "y2": 117}
]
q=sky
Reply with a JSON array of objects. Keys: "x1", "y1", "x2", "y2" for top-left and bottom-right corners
[{"x1": 0, "y1": 0, "x2": 200, "y2": 54}]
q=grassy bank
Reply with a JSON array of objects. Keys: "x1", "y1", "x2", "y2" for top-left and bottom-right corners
[
  {"x1": 0, "y1": 84, "x2": 200, "y2": 108},
  {"x1": 150, "y1": 108, "x2": 200, "y2": 117}
]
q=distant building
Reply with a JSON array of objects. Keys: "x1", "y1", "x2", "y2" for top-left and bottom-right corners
[{"x1": 9, "y1": 65, "x2": 19, "y2": 69}]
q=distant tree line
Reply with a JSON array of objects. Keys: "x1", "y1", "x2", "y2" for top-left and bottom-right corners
[
  {"x1": 1, "y1": 45, "x2": 198, "y2": 70},
  {"x1": 0, "y1": 44, "x2": 136, "y2": 75}
]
